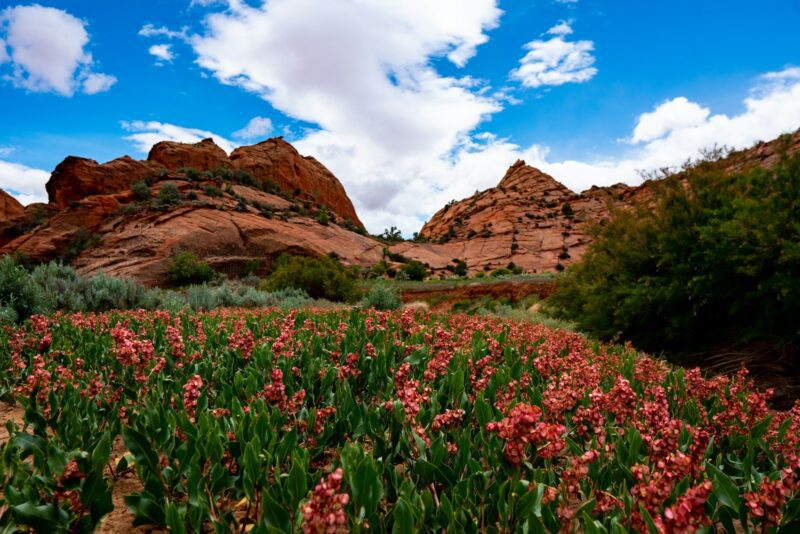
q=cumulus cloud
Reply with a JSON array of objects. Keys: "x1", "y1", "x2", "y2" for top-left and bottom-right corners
[
  {"x1": 82, "y1": 72, "x2": 117, "y2": 94},
  {"x1": 0, "y1": 4, "x2": 115, "y2": 96},
  {"x1": 121, "y1": 120, "x2": 237, "y2": 154},
  {"x1": 233, "y1": 116, "x2": 273, "y2": 140},
  {"x1": 0, "y1": 37, "x2": 7, "y2": 63},
  {"x1": 182, "y1": 3, "x2": 797, "y2": 235},
  {"x1": 0, "y1": 160, "x2": 49, "y2": 205},
  {"x1": 510, "y1": 21, "x2": 597, "y2": 89},
  {"x1": 148, "y1": 44, "x2": 174, "y2": 63},
  {"x1": 189, "y1": 0, "x2": 502, "y2": 231},
  {"x1": 631, "y1": 97, "x2": 710, "y2": 144},
  {"x1": 521, "y1": 66, "x2": 800, "y2": 193}
]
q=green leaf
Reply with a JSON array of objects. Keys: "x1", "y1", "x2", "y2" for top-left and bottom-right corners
[
  {"x1": 707, "y1": 463, "x2": 742, "y2": 511},
  {"x1": 10, "y1": 502, "x2": 70, "y2": 531},
  {"x1": 122, "y1": 426, "x2": 160, "y2": 475},
  {"x1": 392, "y1": 498, "x2": 415, "y2": 534},
  {"x1": 638, "y1": 505, "x2": 659, "y2": 534},
  {"x1": 165, "y1": 503, "x2": 186, "y2": 534},
  {"x1": 286, "y1": 456, "x2": 308, "y2": 508},
  {"x1": 124, "y1": 495, "x2": 166, "y2": 527}
]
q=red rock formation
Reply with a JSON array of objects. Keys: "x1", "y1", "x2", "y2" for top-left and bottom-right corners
[
  {"x1": 0, "y1": 189, "x2": 24, "y2": 221},
  {"x1": 395, "y1": 161, "x2": 631, "y2": 275},
  {"x1": 46, "y1": 156, "x2": 162, "y2": 209},
  {"x1": 396, "y1": 128, "x2": 800, "y2": 276},
  {"x1": 2, "y1": 169, "x2": 377, "y2": 285},
  {"x1": 148, "y1": 138, "x2": 231, "y2": 172},
  {"x1": 230, "y1": 138, "x2": 362, "y2": 227}
]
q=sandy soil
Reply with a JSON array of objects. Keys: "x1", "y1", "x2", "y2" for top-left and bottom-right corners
[{"x1": 1, "y1": 402, "x2": 158, "y2": 533}]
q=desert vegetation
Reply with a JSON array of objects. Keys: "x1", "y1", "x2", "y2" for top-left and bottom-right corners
[
  {"x1": 2, "y1": 307, "x2": 799, "y2": 531},
  {"x1": 548, "y1": 148, "x2": 800, "y2": 381}
]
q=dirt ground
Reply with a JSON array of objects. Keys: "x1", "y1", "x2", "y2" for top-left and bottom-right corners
[{"x1": 1, "y1": 402, "x2": 156, "y2": 533}]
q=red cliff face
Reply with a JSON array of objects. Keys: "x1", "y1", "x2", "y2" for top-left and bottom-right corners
[
  {"x1": 395, "y1": 129, "x2": 800, "y2": 276},
  {"x1": 46, "y1": 156, "x2": 162, "y2": 209},
  {"x1": 2, "y1": 137, "x2": 372, "y2": 284},
  {"x1": 230, "y1": 138, "x2": 362, "y2": 227},
  {"x1": 394, "y1": 161, "x2": 632, "y2": 275},
  {"x1": 44, "y1": 138, "x2": 363, "y2": 228},
  {"x1": 0, "y1": 189, "x2": 25, "y2": 221},
  {"x1": 148, "y1": 138, "x2": 231, "y2": 172}
]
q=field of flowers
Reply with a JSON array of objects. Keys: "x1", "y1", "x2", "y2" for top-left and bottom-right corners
[{"x1": 0, "y1": 307, "x2": 798, "y2": 533}]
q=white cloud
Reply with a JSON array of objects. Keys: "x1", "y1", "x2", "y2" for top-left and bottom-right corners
[
  {"x1": 519, "y1": 66, "x2": 800, "y2": 194},
  {"x1": 184, "y1": 3, "x2": 797, "y2": 235},
  {"x1": 82, "y1": 72, "x2": 117, "y2": 94},
  {"x1": 0, "y1": 160, "x2": 49, "y2": 205},
  {"x1": 148, "y1": 44, "x2": 174, "y2": 63},
  {"x1": 233, "y1": 116, "x2": 273, "y2": 140},
  {"x1": 0, "y1": 37, "x2": 7, "y2": 64},
  {"x1": 510, "y1": 21, "x2": 597, "y2": 88},
  {"x1": 631, "y1": 97, "x2": 710, "y2": 143},
  {"x1": 138, "y1": 24, "x2": 187, "y2": 40},
  {"x1": 546, "y1": 20, "x2": 573, "y2": 36},
  {"x1": 121, "y1": 120, "x2": 237, "y2": 154},
  {"x1": 0, "y1": 5, "x2": 115, "y2": 96},
  {"x1": 0, "y1": 146, "x2": 13, "y2": 157},
  {"x1": 190, "y1": 0, "x2": 502, "y2": 232}
]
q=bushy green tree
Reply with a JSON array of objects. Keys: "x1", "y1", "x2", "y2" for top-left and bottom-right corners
[
  {"x1": 401, "y1": 260, "x2": 427, "y2": 281},
  {"x1": 167, "y1": 252, "x2": 216, "y2": 286},
  {"x1": 264, "y1": 254, "x2": 359, "y2": 301},
  {"x1": 549, "y1": 149, "x2": 800, "y2": 359}
]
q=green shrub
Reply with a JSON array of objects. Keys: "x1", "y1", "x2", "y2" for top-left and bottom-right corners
[
  {"x1": 453, "y1": 259, "x2": 468, "y2": 277},
  {"x1": 0, "y1": 256, "x2": 50, "y2": 321},
  {"x1": 62, "y1": 229, "x2": 101, "y2": 263},
  {"x1": 549, "y1": 149, "x2": 800, "y2": 358},
  {"x1": 361, "y1": 284, "x2": 401, "y2": 310},
  {"x1": 400, "y1": 260, "x2": 427, "y2": 281},
  {"x1": 316, "y1": 206, "x2": 330, "y2": 225},
  {"x1": 263, "y1": 254, "x2": 359, "y2": 302},
  {"x1": 203, "y1": 184, "x2": 223, "y2": 197},
  {"x1": 167, "y1": 252, "x2": 216, "y2": 286},
  {"x1": 157, "y1": 183, "x2": 181, "y2": 205},
  {"x1": 370, "y1": 261, "x2": 388, "y2": 278},
  {"x1": 131, "y1": 181, "x2": 151, "y2": 201}
]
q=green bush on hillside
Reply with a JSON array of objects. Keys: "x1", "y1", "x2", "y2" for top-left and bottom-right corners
[
  {"x1": 131, "y1": 181, "x2": 151, "y2": 201},
  {"x1": 167, "y1": 252, "x2": 216, "y2": 286},
  {"x1": 549, "y1": 149, "x2": 800, "y2": 358},
  {"x1": 263, "y1": 254, "x2": 359, "y2": 302},
  {"x1": 400, "y1": 260, "x2": 427, "y2": 281}
]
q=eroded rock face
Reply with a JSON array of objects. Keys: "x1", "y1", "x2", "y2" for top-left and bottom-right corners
[
  {"x1": 230, "y1": 138, "x2": 362, "y2": 227},
  {"x1": 0, "y1": 189, "x2": 24, "y2": 221},
  {"x1": 397, "y1": 161, "x2": 633, "y2": 274},
  {"x1": 148, "y1": 138, "x2": 231, "y2": 172},
  {"x1": 44, "y1": 137, "x2": 363, "y2": 229},
  {"x1": 70, "y1": 202, "x2": 382, "y2": 287},
  {"x1": 46, "y1": 156, "x2": 162, "y2": 209}
]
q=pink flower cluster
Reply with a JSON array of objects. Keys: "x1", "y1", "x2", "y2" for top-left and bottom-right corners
[
  {"x1": 301, "y1": 468, "x2": 350, "y2": 534},
  {"x1": 486, "y1": 403, "x2": 566, "y2": 465},
  {"x1": 182, "y1": 374, "x2": 203, "y2": 419}
]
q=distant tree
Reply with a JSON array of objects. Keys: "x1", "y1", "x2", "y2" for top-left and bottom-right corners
[{"x1": 401, "y1": 260, "x2": 427, "y2": 281}]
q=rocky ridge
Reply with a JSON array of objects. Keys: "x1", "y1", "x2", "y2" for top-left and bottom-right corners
[{"x1": 0, "y1": 138, "x2": 376, "y2": 285}]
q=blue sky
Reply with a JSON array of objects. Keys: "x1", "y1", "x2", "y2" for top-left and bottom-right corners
[{"x1": 1, "y1": 0, "x2": 799, "y2": 233}]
